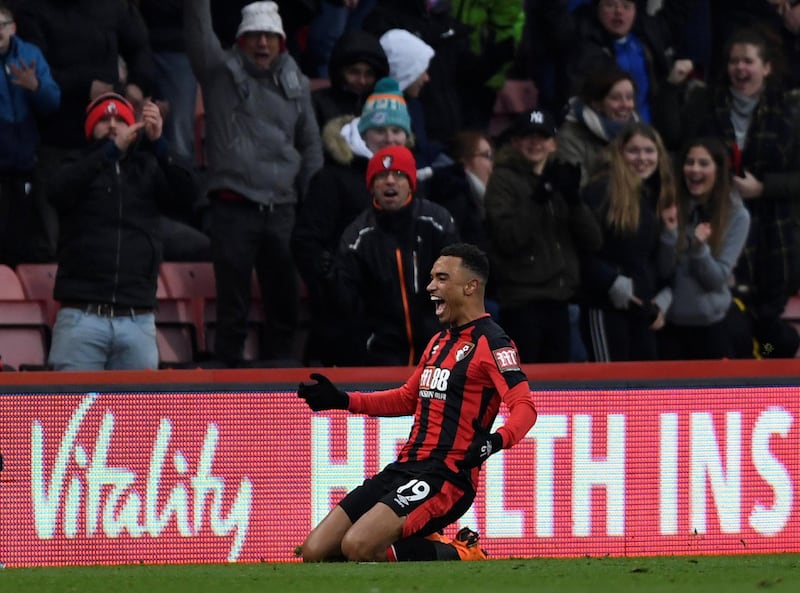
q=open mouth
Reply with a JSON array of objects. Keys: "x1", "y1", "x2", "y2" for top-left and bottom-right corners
[
  {"x1": 686, "y1": 177, "x2": 707, "y2": 194},
  {"x1": 431, "y1": 296, "x2": 445, "y2": 317},
  {"x1": 731, "y1": 73, "x2": 752, "y2": 88}
]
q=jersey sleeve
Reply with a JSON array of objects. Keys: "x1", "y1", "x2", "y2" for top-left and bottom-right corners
[
  {"x1": 496, "y1": 381, "x2": 538, "y2": 449},
  {"x1": 480, "y1": 333, "x2": 537, "y2": 449},
  {"x1": 346, "y1": 364, "x2": 423, "y2": 417}
]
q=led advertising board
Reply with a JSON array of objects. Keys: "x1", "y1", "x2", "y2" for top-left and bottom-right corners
[{"x1": 1, "y1": 379, "x2": 798, "y2": 566}]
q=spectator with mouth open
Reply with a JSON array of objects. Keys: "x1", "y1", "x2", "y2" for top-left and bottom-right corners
[
  {"x1": 656, "y1": 26, "x2": 800, "y2": 358},
  {"x1": 184, "y1": 0, "x2": 323, "y2": 366},
  {"x1": 330, "y1": 145, "x2": 459, "y2": 366}
]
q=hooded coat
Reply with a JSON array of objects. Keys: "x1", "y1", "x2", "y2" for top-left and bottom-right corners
[{"x1": 311, "y1": 30, "x2": 389, "y2": 127}]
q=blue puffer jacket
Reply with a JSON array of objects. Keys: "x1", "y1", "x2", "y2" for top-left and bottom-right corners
[{"x1": 0, "y1": 35, "x2": 60, "y2": 171}]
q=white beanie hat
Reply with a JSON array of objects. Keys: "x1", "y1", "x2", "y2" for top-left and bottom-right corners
[
  {"x1": 236, "y1": 1, "x2": 286, "y2": 40},
  {"x1": 379, "y1": 29, "x2": 435, "y2": 92}
]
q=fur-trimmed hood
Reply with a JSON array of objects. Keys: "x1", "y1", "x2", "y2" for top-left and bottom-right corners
[
  {"x1": 322, "y1": 115, "x2": 360, "y2": 166},
  {"x1": 321, "y1": 114, "x2": 416, "y2": 167}
]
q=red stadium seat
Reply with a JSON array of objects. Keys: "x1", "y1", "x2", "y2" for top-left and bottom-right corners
[
  {"x1": 155, "y1": 272, "x2": 197, "y2": 367},
  {"x1": 781, "y1": 293, "x2": 800, "y2": 354},
  {"x1": 159, "y1": 262, "x2": 264, "y2": 361},
  {"x1": 0, "y1": 265, "x2": 50, "y2": 370},
  {"x1": 15, "y1": 262, "x2": 59, "y2": 327}
]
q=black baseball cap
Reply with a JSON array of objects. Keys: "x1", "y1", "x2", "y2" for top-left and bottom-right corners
[{"x1": 510, "y1": 109, "x2": 558, "y2": 138}]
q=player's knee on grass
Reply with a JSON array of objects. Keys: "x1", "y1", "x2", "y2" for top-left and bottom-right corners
[{"x1": 340, "y1": 531, "x2": 387, "y2": 562}]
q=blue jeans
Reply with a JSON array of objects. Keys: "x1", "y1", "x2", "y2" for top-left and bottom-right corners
[
  {"x1": 307, "y1": 0, "x2": 378, "y2": 78},
  {"x1": 152, "y1": 51, "x2": 198, "y2": 162},
  {"x1": 48, "y1": 307, "x2": 159, "y2": 371}
]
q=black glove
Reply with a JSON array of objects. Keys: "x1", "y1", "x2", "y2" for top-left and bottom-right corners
[
  {"x1": 458, "y1": 420, "x2": 503, "y2": 469},
  {"x1": 545, "y1": 159, "x2": 582, "y2": 205},
  {"x1": 298, "y1": 373, "x2": 349, "y2": 411}
]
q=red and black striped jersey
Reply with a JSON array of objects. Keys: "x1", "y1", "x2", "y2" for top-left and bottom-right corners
[{"x1": 348, "y1": 314, "x2": 537, "y2": 480}]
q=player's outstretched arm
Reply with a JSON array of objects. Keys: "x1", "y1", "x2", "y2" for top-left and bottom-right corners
[{"x1": 298, "y1": 373, "x2": 349, "y2": 411}]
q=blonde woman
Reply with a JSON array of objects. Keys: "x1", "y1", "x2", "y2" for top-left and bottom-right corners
[{"x1": 579, "y1": 122, "x2": 677, "y2": 361}]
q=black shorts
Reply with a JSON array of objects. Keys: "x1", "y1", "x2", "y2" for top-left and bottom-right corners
[{"x1": 338, "y1": 461, "x2": 475, "y2": 539}]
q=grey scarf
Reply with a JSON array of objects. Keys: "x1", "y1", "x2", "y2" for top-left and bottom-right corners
[{"x1": 729, "y1": 88, "x2": 759, "y2": 149}]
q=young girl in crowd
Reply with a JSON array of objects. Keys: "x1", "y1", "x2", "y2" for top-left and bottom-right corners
[
  {"x1": 657, "y1": 137, "x2": 750, "y2": 360},
  {"x1": 579, "y1": 122, "x2": 677, "y2": 361}
]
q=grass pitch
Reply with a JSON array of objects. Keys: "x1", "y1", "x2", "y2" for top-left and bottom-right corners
[{"x1": 2, "y1": 555, "x2": 799, "y2": 593}]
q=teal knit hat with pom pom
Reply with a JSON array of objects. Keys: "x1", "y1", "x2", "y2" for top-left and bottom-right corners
[{"x1": 357, "y1": 77, "x2": 412, "y2": 137}]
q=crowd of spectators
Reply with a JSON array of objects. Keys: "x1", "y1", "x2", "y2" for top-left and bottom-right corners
[{"x1": 1, "y1": 0, "x2": 800, "y2": 369}]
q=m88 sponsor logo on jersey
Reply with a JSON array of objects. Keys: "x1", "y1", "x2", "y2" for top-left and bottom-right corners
[{"x1": 419, "y1": 367, "x2": 450, "y2": 400}]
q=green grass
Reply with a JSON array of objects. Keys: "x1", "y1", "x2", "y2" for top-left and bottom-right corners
[{"x1": 2, "y1": 555, "x2": 799, "y2": 593}]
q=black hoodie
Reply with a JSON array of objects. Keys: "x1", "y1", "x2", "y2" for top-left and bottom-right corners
[{"x1": 311, "y1": 30, "x2": 389, "y2": 127}]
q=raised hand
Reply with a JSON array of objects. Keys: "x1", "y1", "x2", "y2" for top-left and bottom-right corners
[
  {"x1": 298, "y1": 373, "x2": 349, "y2": 411},
  {"x1": 8, "y1": 59, "x2": 39, "y2": 92},
  {"x1": 694, "y1": 222, "x2": 712, "y2": 245},
  {"x1": 140, "y1": 99, "x2": 163, "y2": 142}
]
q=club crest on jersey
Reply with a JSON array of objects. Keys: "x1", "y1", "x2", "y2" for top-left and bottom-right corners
[
  {"x1": 455, "y1": 342, "x2": 475, "y2": 362},
  {"x1": 492, "y1": 347, "x2": 520, "y2": 372}
]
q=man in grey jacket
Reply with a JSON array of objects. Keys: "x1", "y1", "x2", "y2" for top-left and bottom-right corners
[{"x1": 185, "y1": 0, "x2": 323, "y2": 366}]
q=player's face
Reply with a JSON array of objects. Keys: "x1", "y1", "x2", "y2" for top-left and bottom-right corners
[{"x1": 427, "y1": 255, "x2": 470, "y2": 327}]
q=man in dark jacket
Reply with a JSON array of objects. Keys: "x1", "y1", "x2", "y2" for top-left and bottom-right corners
[
  {"x1": 14, "y1": 0, "x2": 155, "y2": 262},
  {"x1": 293, "y1": 77, "x2": 412, "y2": 366},
  {"x1": 333, "y1": 145, "x2": 459, "y2": 366},
  {"x1": 47, "y1": 93, "x2": 171, "y2": 371}
]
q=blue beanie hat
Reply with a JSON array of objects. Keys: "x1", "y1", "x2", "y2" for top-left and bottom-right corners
[{"x1": 357, "y1": 77, "x2": 412, "y2": 137}]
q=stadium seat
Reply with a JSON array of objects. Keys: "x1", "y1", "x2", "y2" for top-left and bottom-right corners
[
  {"x1": 781, "y1": 293, "x2": 800, "y2": 355},
  {"x1": 0, "y1": 264, "x2": 50, "y2": 370},
  {"x1": 155, "y1": 272, "x2": 197, "y2": 367},
  {"x1": 15, "y1": 262, "x2": 59, "y2": 327},
  {"x1": 159, "y1": 262, "x2": 264, "y2": 361}
]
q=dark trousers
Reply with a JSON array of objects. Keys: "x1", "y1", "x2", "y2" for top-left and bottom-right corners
[
  {"x1": 210, "y1": 198, "x2": 299, "y2": 364},
  {"x1": 657, "y1": 318, "x2": 733, "y2": 360},
  {"x1": 0, "y1": 173, "x2": 34, "y2": 266},
  {"x1": 500, "y1": 300, "x2": 571, "y2": 363},
  {"x1": 582, "y1": 306, "x2": 658, "y2": 362}
]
